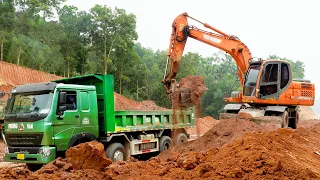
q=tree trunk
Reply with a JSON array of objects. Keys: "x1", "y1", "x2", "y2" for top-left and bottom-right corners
[
  {"x1": 104, "y1": 33, "x2": 107, "y2": 74},
  {"x1": 0, "y1": 36, "x2": 3, "y2": 61},
  {"x1": 17, "y1": 47, "x2": 21, "y2": 65},
  {"x1": 136, "y1": 80, "x2": 138, "y2": 100},
  {"x1": 119, "y1": 65, "x2": 122, "y2": 95},
  {"x1": 67, "y1": 60, "x2": 70, "y2": 78}
]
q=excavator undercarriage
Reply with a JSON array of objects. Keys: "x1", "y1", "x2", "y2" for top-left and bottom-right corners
[{"x1": 219, "y1": 103, "x2": 300, "y2": 128}]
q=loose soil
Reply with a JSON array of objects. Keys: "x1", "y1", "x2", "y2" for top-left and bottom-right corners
[
  {"x1": 1, "y1": 118, "x2": 319, "y2": 179},
  {"x1": 158, "y1": 118, "x2": 277, "y2": 161},
  {"x1": 0, "y1": 139, "x2": 4, "y2": 162},
  {"x1": 1, "y1": 120, "x2": 320, "y2": 179},
  {"x1": 114, "y1": 92, "x2": 168, "y2": 111},
  {"x1": 186, "y1": 116, "x2": 220, "y2": 138},
  {"x1": 169, "y1": 76, "x2": 207, "y2": 109}
]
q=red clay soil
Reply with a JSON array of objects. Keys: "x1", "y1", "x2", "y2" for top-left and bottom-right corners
[
  {"x1": 2, "y1": 120, "x2": 320, "y2": 179},
  {"x1": 65, "y1": 141, "x2": 112, "y2": 170},
  {"x1": 169, "y1": 76, "x2": 207, "y2": 109},
  {"x1": 0, "y1": 61, "x2": 62, "y2": 96},
  {"x1": 158, "y1": 118, "x2": 276, "y2": 161},
  {"x1": 0, "y1": 139, "x2": 4, "y2": 162},
  {"x1": 114, "y1": 92, "x2": 168, "y2": 111},
  {"x1": 186, "y1": 116, "x2": 220, "y2": 137}
]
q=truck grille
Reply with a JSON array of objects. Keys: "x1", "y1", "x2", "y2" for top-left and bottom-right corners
[{"x1": 5, "y1": 133, "x2": 43, "y2": 146}]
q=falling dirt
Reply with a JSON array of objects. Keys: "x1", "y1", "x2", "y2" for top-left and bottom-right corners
[
  {"x1": 169, "y1": 76, "x2": 207, "y2": 109},
  {"x1": 169, "y1": 76, "x2": 207, "y2": 139}
]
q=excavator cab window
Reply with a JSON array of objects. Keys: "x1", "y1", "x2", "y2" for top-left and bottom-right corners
[
  {"x1": 243, "y1": 64, "x2": 260, "y2": 96},
  {"x1": 259, "y1": 63, "x2": 279, "y2": 98},
  {"x1": 280, "y1": 63, "x2": 290, "y2": 89}
]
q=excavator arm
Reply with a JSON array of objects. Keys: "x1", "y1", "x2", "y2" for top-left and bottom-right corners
[{"x1": 162, "y1": 12, "x2": 253, "y2": 96}]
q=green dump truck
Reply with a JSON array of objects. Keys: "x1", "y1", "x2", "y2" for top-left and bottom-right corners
[{"x1": 1, "y1": 74, "x2": 195, "y2": 170}]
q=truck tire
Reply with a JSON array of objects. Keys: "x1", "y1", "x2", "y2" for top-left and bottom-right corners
[
  {"x1": 159, "y1": 136, "x2": 173, "y2": 152},
  {"x1": 105, "y1": 143, "x2": 126, "y2": 162},
  {"x1": 26, "y1": 164, "x2": 43, "y2": 171},
  {"x1": 173, "y1": 133, "x2": 188, "y2": 145},
  {"x1": 281, "y1": 111, "x2": 289, "y2": 128}
]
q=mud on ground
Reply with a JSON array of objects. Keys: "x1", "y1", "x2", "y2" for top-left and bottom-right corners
[{"x1": 1, "y1": 119, "x2": 320, "y2": 180}]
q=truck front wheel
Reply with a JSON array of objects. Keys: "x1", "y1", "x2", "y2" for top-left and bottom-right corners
[
  {"x1": 105, "y1": 143, "x2": 126, "y2": 162},
  {"x1": 159, "y1": 136, "x2": 173, "y2": 152}
]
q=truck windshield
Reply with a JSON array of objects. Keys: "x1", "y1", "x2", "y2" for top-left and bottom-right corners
[
  {"x1": 8, "y1": 93, "x2": 54, "y2": 115},
  {"x1": 243, "y1": 64, "x2": 261, "y2": 96}
]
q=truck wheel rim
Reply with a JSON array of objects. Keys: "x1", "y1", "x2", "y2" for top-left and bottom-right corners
[
  {"x1": 114, "y1": 150, "x2": 124, "y2": 161},
  {"x1": 164, "y1": 142, "x2": 170, "y2": 150}
]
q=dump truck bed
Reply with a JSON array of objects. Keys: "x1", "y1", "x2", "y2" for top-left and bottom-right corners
[
  {"x1": 112, "y1": 110, "x2": 194, "y2": 133},
  {"x1": 54, "y1": 74, "x2": 195, "y2": 134}
]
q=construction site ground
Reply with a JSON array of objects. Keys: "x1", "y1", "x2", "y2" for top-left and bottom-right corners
[
  {"x1": 1, "y1": 115, "x2": 320, "y2": 179},
  {"x1": 1, "y1": 61, "x2": 320, "y2": 179}
]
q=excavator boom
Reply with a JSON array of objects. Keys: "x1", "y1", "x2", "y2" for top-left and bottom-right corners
[{"x1": 162, "y1": 12, "x2": 252, "y2": 96}]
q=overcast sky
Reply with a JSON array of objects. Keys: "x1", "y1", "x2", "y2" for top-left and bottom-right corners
[{"x1": 65, "y1": 0, "x2": 320, "y2": 107}]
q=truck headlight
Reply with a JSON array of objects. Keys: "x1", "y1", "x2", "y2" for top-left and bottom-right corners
[{"x1": 38, "y1": 147, "x2": 51, "y2": 158}]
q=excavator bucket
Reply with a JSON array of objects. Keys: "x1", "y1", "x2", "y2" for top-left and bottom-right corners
[
  {"x1": 167, "y1": 76, "x2": 207, "y2": 109},
  {"x1": 180, "y1": 88, "x2": 192, "y2": 107}
]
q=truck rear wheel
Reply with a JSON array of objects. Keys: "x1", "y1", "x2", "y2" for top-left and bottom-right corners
[
  {"x1": 281, "y1": 111, "x2": 289, "y2": 128},
  {"x1": 26, "y1": 164, "x2": 43, "y2": 171},
  {"x1": 173, "y1": 133, "x2": 188, "y2": 145},
  {"x1": 159, "y1": 136, "x2": 173, "y2": 152},
  {"x1": 105, "y1": 143, "x2": 126, "y2": 162}
]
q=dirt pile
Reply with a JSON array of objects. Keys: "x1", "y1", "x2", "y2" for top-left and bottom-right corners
[
  {"x1": 158, "y1": 118, "x2": 275, "y2": 160},
  {"x1": 65, "y1": 141, "x2": 112, "y2": 170},
  {"x1": 169, "y1": 76, "x2": 207, "y2": 109},
  {"x1": 0, "y1": 141, "x2": 114, "y2": 179},
  {"x1": 102, "y1": 123, "x2": 320, "y2": 179},
  {"x1": 186, "y1": 116, "x2": 220, "y2": 137},
  {"x1": 114, "y1": 92, "x2": 168, "y2": 111},
  {"x1": 0, "y1": 61, "x2": 62, "y2": 97},
  {"x1": 0, "y1": 139, "x2": 4, "y2": 162},
  {"x1": 299, "y1": 106, "x2": 319, "y2": 120},
  {"x1": 2, "y1": 121, "x2": 320, "y2": 179}
]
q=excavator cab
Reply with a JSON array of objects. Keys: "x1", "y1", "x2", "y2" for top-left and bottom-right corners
[{"x1": 243, "y1": 60, "x2": 292, "y2": 101}]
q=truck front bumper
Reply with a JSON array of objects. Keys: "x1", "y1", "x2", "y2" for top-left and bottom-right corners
[{"x1": 3, "y1": 146, "x2": 56, "y2": 164}]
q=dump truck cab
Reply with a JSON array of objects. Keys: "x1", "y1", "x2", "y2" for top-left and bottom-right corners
[{"x1": 2, "y1": 82, "x2": 99, "y2": 165}]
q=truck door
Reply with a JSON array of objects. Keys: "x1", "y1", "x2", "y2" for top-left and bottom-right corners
[
  {"x1": 53, "y1": 90, "x2": 80, "y2": 151},
  {"x1": 79, "y1": 91, "x2": 92, "y2": 130}
]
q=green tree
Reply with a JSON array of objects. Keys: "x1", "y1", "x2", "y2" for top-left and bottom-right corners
[{"x1": 267, "y1": 55, "x2": 305, "y2": 79}]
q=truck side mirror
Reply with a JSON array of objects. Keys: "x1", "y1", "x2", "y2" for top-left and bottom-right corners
[
  {"x1": 59, "y1": 105, "x2": 67, "y2": 112},
  {"x1": 57, "y1": 92, "x2": 67, "y2": 118},
  {"x1": 5, "y1": 98, "x2": 11, "y2": 113},
  {"x1": 59, "y1": 92, "x2": 67, "y2": 105}
]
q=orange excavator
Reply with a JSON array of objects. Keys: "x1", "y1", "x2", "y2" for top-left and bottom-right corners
[{"x1": 162, "y1": 12, "x2": 315, "y2": 129}]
